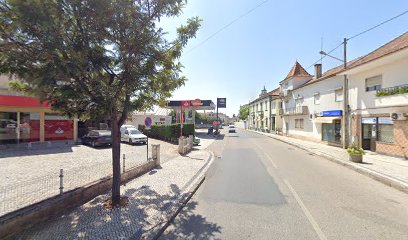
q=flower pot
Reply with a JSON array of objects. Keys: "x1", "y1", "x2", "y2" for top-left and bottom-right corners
[{"x1": 349, "y1": 154, "x2": 363, "y2": 163}]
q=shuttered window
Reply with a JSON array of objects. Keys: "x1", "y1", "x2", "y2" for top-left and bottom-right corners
[{"x1": 365, "y1": 75, "x2": 382, "y2": 91}]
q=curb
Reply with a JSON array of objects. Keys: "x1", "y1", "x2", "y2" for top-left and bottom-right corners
[
  {"x1": 248, "y1": 130, "x2": 408, "y2": 195},
  {"x1": 141, "y1": 151, "x2": 215, "y2": 240}
]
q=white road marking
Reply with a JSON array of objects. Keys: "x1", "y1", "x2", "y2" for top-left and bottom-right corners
[
  {"x1": 283, "y1": 179, "x2": 328, "y2": 240},
  {"x1": 251, "y1": 141, "x2": 278, "y2": 169}
]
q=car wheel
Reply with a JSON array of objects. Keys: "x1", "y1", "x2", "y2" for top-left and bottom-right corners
[
  {"x1": 91, "y1": 141, "x2": 96, "y2": 147},
  {"x1": 129, "y1": 138, "x2": 133, "y2": 144}
]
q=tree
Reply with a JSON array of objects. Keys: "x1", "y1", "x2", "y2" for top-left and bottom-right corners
[
  {"x1": 238, "y1": 105, "x2": 249, "y2": 120},
  {"x1": 0, "y1": 0, "x2": 200, "y2": 206}
]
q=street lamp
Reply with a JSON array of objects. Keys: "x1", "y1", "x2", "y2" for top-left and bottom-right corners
[{"x1": 320, "y1": 38, "x2": 349, "y2": 149}]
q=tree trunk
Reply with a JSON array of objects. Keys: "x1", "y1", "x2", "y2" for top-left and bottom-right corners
[{"x1": 111, "y1": 114, "x2": 121, "y2": 205}]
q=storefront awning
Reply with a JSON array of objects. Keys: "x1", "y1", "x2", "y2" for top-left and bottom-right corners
[{"x1": 314, "y1": 117, "x2": 341, "y2": 123}]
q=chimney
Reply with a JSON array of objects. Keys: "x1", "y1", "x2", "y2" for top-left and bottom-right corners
[{"x1": 314, "y1": 64, "x2": 322, "y2": 79}]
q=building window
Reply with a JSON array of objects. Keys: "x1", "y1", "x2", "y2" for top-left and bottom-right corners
[
  {"x1": 314, "y1": 94, "x2": 320, "y2": 105},
  {"x1": 322, "y1": 120, "x2": 341, "y2": 143},
  {"x1": 335, "y1": 89, "x2": 343, "y2": 102},
  {"x1": 378, "y1": 124, "x2": 393, "y2": 143},
  {"x1": 365, "y1": 75, "x2": 382, "y2": 92},
  {"x1": 295, "y1": 119, "x2": 304, "y2": 129}
]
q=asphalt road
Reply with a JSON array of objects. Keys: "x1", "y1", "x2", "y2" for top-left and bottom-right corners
[{"x1": 160, "y1": 129, "x2": 408, "y2": 240}]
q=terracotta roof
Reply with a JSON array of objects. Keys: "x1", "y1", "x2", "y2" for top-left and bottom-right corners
[
  {"x1": 345, "y1": 31, "x2": 408, "y2": 71},
  {"x1": 305, "y1": 31, "x2": 408, "y2": 86},
  {"x1": 283, "y1": 61, "x2": 312, "y2": 80}
]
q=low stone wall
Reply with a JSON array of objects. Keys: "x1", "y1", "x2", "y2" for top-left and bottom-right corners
[{"x1": 0, "y1": 159, "x2": 159, "y2": 240}]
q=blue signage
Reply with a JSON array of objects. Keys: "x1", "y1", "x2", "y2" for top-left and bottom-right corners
[{"x1": 321, "y1": 110, "x2": 342, "y2": 117}]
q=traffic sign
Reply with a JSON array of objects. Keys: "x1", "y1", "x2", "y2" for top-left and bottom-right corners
[{"x1": 144, "y1": 117, "x2": 152, "y2": 127}]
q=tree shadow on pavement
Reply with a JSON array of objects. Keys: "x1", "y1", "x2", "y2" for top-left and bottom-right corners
[
  {"x1": 14, "y1": 183, "x2": 221, "y2": 240},
  {"x1": 159, "y1": 201, "x2": 222, "y2": 240}
]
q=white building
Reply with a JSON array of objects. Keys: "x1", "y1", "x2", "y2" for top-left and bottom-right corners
[
  {"x1": 343, "y1": 32, "x2": 408, "y2": 158},
  {"x1": 248, "y1": 87, "x2": 282, "y2": 132}
]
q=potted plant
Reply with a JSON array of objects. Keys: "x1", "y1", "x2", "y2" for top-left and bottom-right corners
[{"x1": 346, "y1": 142, "x2": 365, "y2": 163}]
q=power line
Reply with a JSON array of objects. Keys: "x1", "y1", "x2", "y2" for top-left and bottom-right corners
[
  {"x1": 348, "y1": 9, "x2": 408, "y2": 40},
  {"x1": 184, "y1": 0, "x2": 270, "y2": 55},
  {"x1": 306, "y1": 9, "x2": 408, "y2": 70}
]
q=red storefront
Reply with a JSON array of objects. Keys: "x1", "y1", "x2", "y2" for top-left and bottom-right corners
[{"x1": 0, "y1": 95, "x2": 77, "y2": 145}]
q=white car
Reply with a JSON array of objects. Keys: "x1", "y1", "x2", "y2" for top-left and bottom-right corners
[
  {"x1": 121, "y1": 128, "x2": 148, "y2": 144},
  {"x1": 228, "y1": 125, "x2": 236, "y2": 133}
]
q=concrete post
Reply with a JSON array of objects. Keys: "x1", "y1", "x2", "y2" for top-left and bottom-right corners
[
  {"x1": 40, "y1": 111, "x2": 45, "y2": 142},
  {"x1": 59, "y1": 169, "x2": 64, "y2": 195},
  {"x1": 152, "y1": 144, "x2": 161, "y2": 166}
]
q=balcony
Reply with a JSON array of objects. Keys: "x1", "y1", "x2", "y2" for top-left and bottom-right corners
[
  {"x1": 279, "y1": 106, "x2": 308, "y2": 116},
  {"x1": 376, "y1": 84, "x2": 408, "y2": 97}
]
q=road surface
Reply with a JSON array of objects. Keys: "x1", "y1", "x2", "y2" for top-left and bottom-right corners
[{"x1": 160, "y1": 129, "x2": 408, "y2": 240}]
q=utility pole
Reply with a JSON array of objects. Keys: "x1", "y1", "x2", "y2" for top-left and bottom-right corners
[{"x1": 342, "y1": 38, "x2": 349, "y2": 149}]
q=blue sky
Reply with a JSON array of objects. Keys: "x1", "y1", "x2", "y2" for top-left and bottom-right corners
[{"x1": 160, "y1": 0, "x2": 408, "y2": 117}]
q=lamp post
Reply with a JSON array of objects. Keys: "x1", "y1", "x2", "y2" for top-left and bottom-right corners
[{"x1": 320, "y1": 38, "x2": 349, "y2": 149}]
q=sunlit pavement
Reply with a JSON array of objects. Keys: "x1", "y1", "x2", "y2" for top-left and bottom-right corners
[{"x1": 160, "y1": 129, "x2": 408, "y2": 240}]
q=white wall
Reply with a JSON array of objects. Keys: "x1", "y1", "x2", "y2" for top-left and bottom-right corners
[
  {"x1": 348, "y1": 54, "x2": 408, "y2": 114},
  {"x1": 283, "y1": 75, "x2": 344, "y2": 140},
  {"x1": 126, "y1": 114, "x2": 171, "y2": 128}
]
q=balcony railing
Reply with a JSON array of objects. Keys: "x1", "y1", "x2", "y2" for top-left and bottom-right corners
[
  {"x1": 376, "y1": 84, "x2": 408, "y2": 97},
  {"x1": 279, "y1": 106, "x2": 308, "y2": 116}
]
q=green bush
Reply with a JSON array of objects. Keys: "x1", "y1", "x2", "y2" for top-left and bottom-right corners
[
  {"x1": 376, "y1": 86, "x2": 408, "y2": 97},
  {"x1": 346, "y1": 142, "x2": 365, "y2": 155},
  {"x1": 143, "y1": 123, "x2": 194, "y2": 141}
]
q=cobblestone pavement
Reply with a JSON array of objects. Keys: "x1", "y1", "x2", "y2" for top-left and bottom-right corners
[
  {"x1": 249, "y1": 130, "x2": 408, "y2": 190},
  {"x1": 0, "y1": 139, "x2": 179, "y2": 216},
  {"x1": 13, "y1": 149, "x2": 214, "y2": 240}
]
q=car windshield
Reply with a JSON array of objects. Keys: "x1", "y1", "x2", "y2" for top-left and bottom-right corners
[
  {"x1": 98, "y1": 131, "x2": 111, "y2": 136},
  {"x1": 229, "y1": 126, "x2": 235, "y2": 128},
  {"x1": 130, "y1": 130, "x2": 141, "y2": 135}
]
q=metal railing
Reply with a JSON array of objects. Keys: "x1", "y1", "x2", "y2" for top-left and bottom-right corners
[
  {"x1": 376, "y1": 84, "x2": 408, "y2": 96},
  {"x1": 279, "y1": 106, "x2": 309, "y2": 116}
]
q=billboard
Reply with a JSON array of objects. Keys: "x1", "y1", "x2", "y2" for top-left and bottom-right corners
[{"x1": 217, "y1": 98, "x2": 226, "y2": 108}]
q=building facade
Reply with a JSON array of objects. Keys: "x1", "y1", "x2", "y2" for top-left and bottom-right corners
[
  {"x1": 248, "y1": 87, "x2": 282, "y2": 132},
  {"x1": 0, "y1": 76, "x2": 78, "y2": 146},
  {"x1": 344, "y1": 32, "x2": 408, "y2": 158}
]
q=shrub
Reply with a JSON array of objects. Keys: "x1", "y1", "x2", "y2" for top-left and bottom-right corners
[
  {"x1": 346, "y1": 142, "x2": 365, "y2": 155},
  {"x1": 143, "y1": 123, "x2": 194, "y2": 141}
]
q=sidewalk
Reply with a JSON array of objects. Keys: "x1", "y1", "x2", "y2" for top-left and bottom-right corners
[
  {"x1": 12, "y1": 148, "x2": 214, "y2": 240},
  {"x1": 249, "y1": 130, "x2": 408, "y2": 194}
]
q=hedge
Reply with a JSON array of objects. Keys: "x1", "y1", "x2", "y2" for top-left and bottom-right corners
[{"x1": 139, "y1": 123, "x2": 194, "y2": 142}]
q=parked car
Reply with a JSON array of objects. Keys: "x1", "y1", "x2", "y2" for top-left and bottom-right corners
[
  {"x1": 120, "y1": 128, "x2": 148, "y2": 144},
  {"x1": 82, "y1": 130, "x2": 112, "y2": 147},
  {"x1": 228, "y1": 125, "x2": 236, "y2": 133},
  {"x1": 193, "y1": 135, "x2": 201, "y2": 146}
]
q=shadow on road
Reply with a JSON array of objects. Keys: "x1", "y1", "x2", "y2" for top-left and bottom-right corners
[{"x1": 159, "y1": 201, "x2": 222, "y2": 240}]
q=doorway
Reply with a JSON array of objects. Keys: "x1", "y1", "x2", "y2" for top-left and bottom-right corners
[{"x1": 362, "y1": 124, "x2": 376, "y2": 151}]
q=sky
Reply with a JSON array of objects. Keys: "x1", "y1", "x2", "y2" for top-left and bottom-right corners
[{"x1": 159, "y1": 0, "x2": 408, "y2": 117}]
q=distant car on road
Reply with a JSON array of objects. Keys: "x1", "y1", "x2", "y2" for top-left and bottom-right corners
[
  {"x1": 193, "y1": 135, "x2": 201, "y2": 146},
  {"x1": 121, "y1": 128, "x2": 148, "y2": 144},
  {"x1": 82, "y1": 130, "x2": 112, "y2": 147},
  {"x1": 228, "y1": 125, "x2": 236, "y2": 133}
]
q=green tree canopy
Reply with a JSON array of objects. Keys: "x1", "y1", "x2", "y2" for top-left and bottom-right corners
[
  {"x1": 0, "y1": 0, "x2": 200, "y2": 205},
  {"x1": 238, "y1": 105, "x2": 249, "y2": 120}
]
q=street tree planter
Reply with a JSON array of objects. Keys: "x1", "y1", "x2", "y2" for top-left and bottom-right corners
[
  {"x1": 346, "y1": 142, "x2": 365, "y2": 163},
  {"x1": 349, "y1": 154, "x2": 363, "y2": 163}
]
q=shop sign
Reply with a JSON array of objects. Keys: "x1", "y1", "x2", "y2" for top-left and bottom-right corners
[
  {"x1": 217, "y1": 98, "x2": 226, "y2": 108},
  {"x1": 181, "y1": 101, "x2": 191, "y2": 108},
  {"x1": 191, "y1": 99, "x2": 202, "y2": 107},
  {"x1": 321, "y1": 110, "x2": 342, "y2": 117},
  {"x1": 378, "y1": 117, "x2": 393, "y2": 125},
  {"x1": 362, "y1": 117, "x2": 377, "y2": 124}
]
